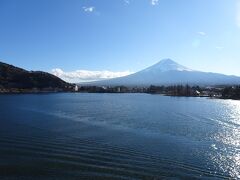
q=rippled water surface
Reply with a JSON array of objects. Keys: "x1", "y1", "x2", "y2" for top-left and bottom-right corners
[{"x1": 0, "y1": 93, "x2": 239, "y2": 179}]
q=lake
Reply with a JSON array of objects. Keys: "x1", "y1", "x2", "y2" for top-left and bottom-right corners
[{"x1": 0, "y1": 93, "x2": 239, "y2": 179}]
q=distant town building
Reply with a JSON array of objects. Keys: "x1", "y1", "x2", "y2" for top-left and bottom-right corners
[
  {"x1": 195, "y1": 90, "x2": 201, "y2": 96},
  {"x1": 74, "y1": 85, "x2": 79, "y2": 92},
  {"x1": 102, "y1": 86, "x2": 107, "y2": 90},
  {"x1": 117, "y1": 87, "x2": 121, "y2": 93}
]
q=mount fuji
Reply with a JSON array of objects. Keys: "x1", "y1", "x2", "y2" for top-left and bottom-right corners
[{"x1": 84, "y1": 59, "x2": 240, "y2": 86}]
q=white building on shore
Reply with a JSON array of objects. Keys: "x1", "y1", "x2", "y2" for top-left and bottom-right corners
[{"x1": 74, "y1": 85, "x2": 79, "y2": 92}]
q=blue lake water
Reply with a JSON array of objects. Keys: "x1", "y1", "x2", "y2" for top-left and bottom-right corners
[{"x1": 0, "y1": 93, "x2": 239, "y2": 179}]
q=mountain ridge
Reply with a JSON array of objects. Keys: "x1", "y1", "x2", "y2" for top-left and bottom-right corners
[
  {"x1": 0, "y1": 61, "x2": 74, "y2": 93},
  {"x1": 83, "y1": 59, "x2": 240, "y2": 86},
  {"x1": 141, "y1": 59, "x2": 193, "y2": 73}
]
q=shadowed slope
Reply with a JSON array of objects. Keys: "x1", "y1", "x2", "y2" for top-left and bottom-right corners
[{"x1": 0, "y1": 61, "x2": 72, "y2": 92}]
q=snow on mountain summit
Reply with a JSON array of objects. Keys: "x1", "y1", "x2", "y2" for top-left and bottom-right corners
[
  {"x1": 84, "y1": 58, "x2": 240, "y2": 86},
  {"x1": 143, "y1": 59, "x2": 193, "y2": 73}
]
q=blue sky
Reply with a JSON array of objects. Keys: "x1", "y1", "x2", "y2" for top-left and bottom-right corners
[{"x1": 0, "y1": 0, "x2": 240, "y2": 82}]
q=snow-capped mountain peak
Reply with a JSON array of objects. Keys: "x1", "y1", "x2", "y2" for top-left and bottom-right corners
[
  {"x1": 84, "y1": 58, "x2": 240, "y2": 86},
  {"x1": 143, "y1": 59, "x2": 193, "y2": 73}
]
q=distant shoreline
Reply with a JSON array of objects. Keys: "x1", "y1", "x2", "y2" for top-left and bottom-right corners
[
  {"x1": 1, "y1": 89, "x2": 239, "y2": 100},
  {"x1": 1, "y1": 61, "x2": 239, "y2": 100}
]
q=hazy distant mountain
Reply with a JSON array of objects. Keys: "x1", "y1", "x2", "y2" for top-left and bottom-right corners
[
  {"x1": 84, "y1": 59, "x2": 240, "y2": 86},
  {"x1": 0, "y1": 61, "x2": 72, "y2": 92}
]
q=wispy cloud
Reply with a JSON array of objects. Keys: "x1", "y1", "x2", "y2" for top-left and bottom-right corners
[
  {"x1": 123, "y1": 0, "x2": 159, "y2": 6},
  {"x1": 237, "y1": 0, "x2": 240, "y2": 27},
  {"x1": 192, "y1": 32, "x2": 206, "y2": 48},
  {"x1": 197, "y1": 31, "x2": 206, "y2": 36},
  {"x1": 52, "y1": 68, "x2": 133, "y2": 83},
  {"x1": 82, "y1": 6, "x2": 95, "y2": 13},
  {"x1": 216, "y1": 46, "x2": 224, "y2": 50},
  {"x1": 123, "y1": 0, "x2": 130, "y2": 5},
  {"x1": 151, "y1": 0, "x2": 159, "y2": 6}
]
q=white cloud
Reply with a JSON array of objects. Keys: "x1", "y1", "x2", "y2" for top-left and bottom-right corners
[
  {"x1": 216, "y1": 46, "x2": 224, "y2": 50},
  {"x1": 237, "y1": 0, "x2": 240, "y2": 27},
  {"x1": 51, "y1": 68, "x2": 133, "y2": 83},
  {"x1": 123, "y1": 0, "x2": 130, "y2": 4},
  {"x1": 123, "y1": 0, "x2": 159, "y2": 6},
  {"x1": 151, "y1": 0, "x2": 159, "y2": 6},
  {"x1": 197, "y1": 31, "x2": 206, "y2": 36},
  {"x1": 82, "y1": 6, "x2": 95, "y2": 13}
]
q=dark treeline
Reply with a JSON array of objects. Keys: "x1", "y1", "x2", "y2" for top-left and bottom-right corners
[
  {"x1": 221, "y1": 86, "x2": 240, "y2": 100},
  {"x1": 148, "y1": 85, "x2": 202, "y2": 96},
  {"x1": 78, "y1": 86, "x2": 148, "y2": 93},
  {"x1": 78, "y1": 85, "x2": 218, "y2": 97},
  {"x1": 77, "y1": 85, "x2": 240, "y2": 100},
  {"x1": 0, "y1": 61, "x2": 74, "y2": 93}
]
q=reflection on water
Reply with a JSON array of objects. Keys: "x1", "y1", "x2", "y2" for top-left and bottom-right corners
[
  {"x1": 0, "y1": 93, "x2": 239, "y2": 179},
  {"x1": 210, "y1": 100, "x2": 240, "y2": 178}
]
